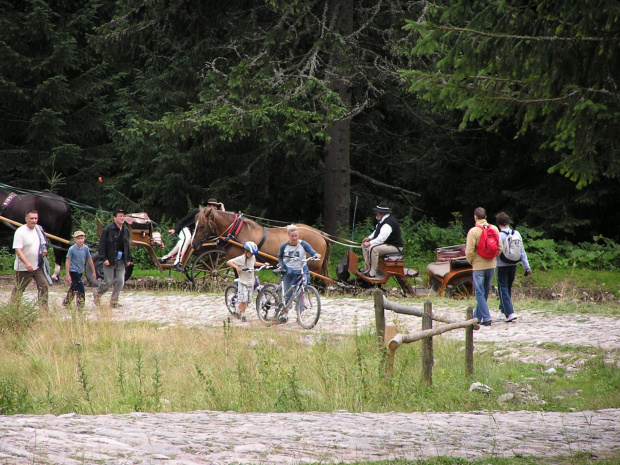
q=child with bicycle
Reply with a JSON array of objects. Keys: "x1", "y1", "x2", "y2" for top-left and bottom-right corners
[
  {"x1": 226, "y1": 241, "x2": 270, "y2": 322},
  {"x1": 277, "y1": 224, "x2": 321, "y2": 306}
]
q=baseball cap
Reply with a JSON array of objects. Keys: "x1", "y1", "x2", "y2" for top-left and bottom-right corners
[{"x1": 72, "y1": 230, "x2": 86, "y2": 238}]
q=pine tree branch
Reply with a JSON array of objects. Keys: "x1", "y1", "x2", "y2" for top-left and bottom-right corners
[
  {"x1": 426, "y1": 24, "x2": 618, "y2": 42},
  {"x1": 351, "y1": 169, "x2": 421, "y2": 197}
]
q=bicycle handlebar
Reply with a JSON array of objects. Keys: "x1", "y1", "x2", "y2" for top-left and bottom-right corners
[{"x1": 240, "y1": 264, "x2": 273, "y2": 272}]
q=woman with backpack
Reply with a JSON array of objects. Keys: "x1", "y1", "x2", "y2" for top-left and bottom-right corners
[{"x1": 496, "y1": 212, "x2": 532, "y2": 323}]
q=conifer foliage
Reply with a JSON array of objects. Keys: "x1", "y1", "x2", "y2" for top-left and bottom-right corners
[{"x1": 403, "y1": 0, "x2": 620, "y2": 189}]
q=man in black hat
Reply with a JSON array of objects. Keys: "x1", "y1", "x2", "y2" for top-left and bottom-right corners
[
  {"x1": 360, "y1": 203, "x2": 403, "y2": 279},
  {"x1": 93, "y1": 208, "x2": 133, "y2": 307}
]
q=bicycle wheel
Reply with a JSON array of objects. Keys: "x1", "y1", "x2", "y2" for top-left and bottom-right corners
[
  {"x1": 256, "y1": 288, "x2": 281, "y2": 326},
  {"x1": 224, "y1": 284, "x2": 238, "y2": 315},
  {"x1": 255, "y1": 283, "x2": 277, "y2": 310},
  {"x1": 296, "y1": 285, "x2": 321, "y2": 329}
]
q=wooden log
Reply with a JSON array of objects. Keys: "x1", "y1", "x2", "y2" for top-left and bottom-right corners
[
  {"x1": 388, "y1": 317, "x2": 479, "y2": 351},
  {"x1": 421, "y1": 301, "x2": 433, "y2": 386},
  {"x1": 465, "y1": 306, "x2": 474, "y2": 377},
  {"x1": 384, "y1": 325, "x2": 397, "y2": 380},
  {"x1": 0, "y1": 215, "x2": 71, "y2": 245},
  {"x1": 374, "y1": 289, "x2": 386, "y2": 347},
  {"x1": 382, "y1": 296, "x2": 458, "y2": 325}
]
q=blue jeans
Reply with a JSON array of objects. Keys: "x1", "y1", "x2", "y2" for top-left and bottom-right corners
[
  {"x1": 282, "y1": 271, "x2": 309, "y2": 304},
  {"x1": 472, "y1": 268, "x2": 494, "y2": 322},
  {"x1": 497, "y1": 265, "x2": 517, "y2": 317}
]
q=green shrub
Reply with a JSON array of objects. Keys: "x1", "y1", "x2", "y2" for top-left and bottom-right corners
[{"x1": 0, "y1": 301, "x2": 39, "y2": 334}]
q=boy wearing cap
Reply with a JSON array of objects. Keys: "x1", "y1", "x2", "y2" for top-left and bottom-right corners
[
  {"x1": 361, "y1": 203, "x2": 404, "y2": 279},
  {"x1": 64, "y1": 231, "x2": 96, "y2": 308}
]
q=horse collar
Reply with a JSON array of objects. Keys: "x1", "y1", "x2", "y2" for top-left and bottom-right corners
[
  {"x1": 0, "y1": 192, "x2": 16, "y2": 216},
  {"x1": 224, "y1": 213, "x2": 244, "y2": 238}
]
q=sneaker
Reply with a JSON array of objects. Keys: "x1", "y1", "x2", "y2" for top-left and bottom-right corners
[
  {"x1": 506, "y1": 313, "x2": 518, "y2": 322},
  {"x1": 241, "y1": 314, "x2": 247, "y2": 323},
  {"x1": 478, "y1": 318, "x2": 492, "y2": 326},
  {"x1": 158, "y1": 257, "x2": 169, "y2": 264},
  {"x1": 496, "y1": 313, "x2": 507, "y2": 322},
  {"x1": 111, "y1": 302, "x2": 123, "y2": 308},
  {"x1": 173, "y1": 263, "x2": 186, "y2": 273}
]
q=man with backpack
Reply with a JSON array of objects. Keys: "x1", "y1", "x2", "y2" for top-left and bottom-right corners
[
  {"x1": 465, "y1": 207, "x2": 502, "y2": 326},
  {"x1": 496, "y1": 212, "x2": 532, "y2": 322}
]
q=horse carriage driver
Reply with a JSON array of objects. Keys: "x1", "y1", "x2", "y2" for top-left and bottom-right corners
[
  {"x1": 360, "y1": 203, "x2": 404, "y2": 280},
  {"x1": 159, "y1": 198, "x2": 225, "y2": 273}
]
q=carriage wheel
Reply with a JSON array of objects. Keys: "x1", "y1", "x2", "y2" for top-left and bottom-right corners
[
  {"x1": 445, "y1": 276, "x2": 473, "y2": 299},
  {"x1": 190, "y1": 250, "x2": 233, "y2": 288}
]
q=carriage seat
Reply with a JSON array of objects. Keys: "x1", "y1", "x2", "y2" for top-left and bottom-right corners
[
  {"x1": 436, "y1": 244, "x2": 466, "y2": 262},
  {"x1": 125, "y1": 212, "x2": 152, "y2": 230},
  {"x1": 382, "y1": 253, "x2": 405, "y2": 268}
]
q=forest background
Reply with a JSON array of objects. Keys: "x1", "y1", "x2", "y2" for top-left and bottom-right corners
[{"x1": 1, "y1": 0, "x2": 619, "y2": 256}]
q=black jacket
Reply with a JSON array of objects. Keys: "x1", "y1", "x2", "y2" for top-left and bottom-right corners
[
  {"x1": 174, "y1": 208, "x2": 200, "y2": 233},
  {"x1": 98, "y1": 221, "x2": 132, "y2": 264}
]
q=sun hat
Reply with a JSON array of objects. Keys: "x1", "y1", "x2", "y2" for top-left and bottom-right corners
[{"x1": 72, "y1": 230, "x2": 86, "y2": 238}]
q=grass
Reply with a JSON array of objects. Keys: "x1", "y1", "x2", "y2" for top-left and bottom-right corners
[{"x1": 1, "y1": 303, "x2": 619, "y2": 416}]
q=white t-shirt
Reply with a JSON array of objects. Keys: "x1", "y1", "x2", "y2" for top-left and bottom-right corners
[
  {"x1": 229, "y1": 254, "x2": 256, "y2": 287},
  {"x1": 13, "y1": 225, "x2": 41, "y2": 272}
]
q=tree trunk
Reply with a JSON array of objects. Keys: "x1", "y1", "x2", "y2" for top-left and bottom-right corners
[{"x1": 323, "y1": 0, "x2": 353, "y2": 237}]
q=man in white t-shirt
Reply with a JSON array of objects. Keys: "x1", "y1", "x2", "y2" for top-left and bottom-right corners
[{"x1": 11, "y1": 210, "x2": 49, "y2": 310}]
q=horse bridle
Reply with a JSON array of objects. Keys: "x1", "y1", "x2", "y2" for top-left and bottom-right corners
[{"x1": 0, "y1": 192, "x2": 17, "y2": 218}]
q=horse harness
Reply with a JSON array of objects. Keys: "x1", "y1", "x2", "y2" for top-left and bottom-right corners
[
  {"x1": 216, "y1": 213, "x2": 269, "y2": 251},
  {"x1": 0, "y1": 192, "x2": 17, "y2": 217}
]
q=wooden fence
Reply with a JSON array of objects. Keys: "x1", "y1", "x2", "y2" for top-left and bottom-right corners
[{"x1": 373, "y1": 289, "x2": 478, "y2": 385}]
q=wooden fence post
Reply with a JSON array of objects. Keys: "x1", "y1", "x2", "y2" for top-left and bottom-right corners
[
  {"x1": 374, "y1": 289, "x2": 385, "y2": 348},
  {"x1": 384, "y1": 325, "x2": 397, "y2": 380},
  {"x1": 465, "y1": 306, "x2": 474, "y2": 377},
  {"x1": 421, "y1": 300, "x2": 433, "y2": 386}
]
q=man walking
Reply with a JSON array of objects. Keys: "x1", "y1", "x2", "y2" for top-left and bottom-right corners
[
  {"x1": 11, "y1": 210, "x2": 50, "y2": 311},
  {"x1": 93, "y1": 208, "x2": 133, "y2": 308},
  {"x1": 465, "y1": 207, "x2": 502, "y2": 326}
]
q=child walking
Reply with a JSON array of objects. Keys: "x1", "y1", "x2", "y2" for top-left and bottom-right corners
[
  {"x1": 63, "y1": 231, "x2": 96, "y2": 308},
  {"x1": 226, "y1": 241, "x2": 269, "y2": 322}
]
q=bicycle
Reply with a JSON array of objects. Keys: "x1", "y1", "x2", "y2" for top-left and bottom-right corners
[
  {"x1": 224, "y1": 264, "x2": 276, "y2": 319},
  {"x1": 256, "y1": 256, "x2": 321, "y2": 329}
]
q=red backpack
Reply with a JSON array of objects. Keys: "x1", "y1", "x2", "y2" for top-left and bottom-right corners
[{"x1": 476, "y1": 224, "x2": 500, "y2": 259}]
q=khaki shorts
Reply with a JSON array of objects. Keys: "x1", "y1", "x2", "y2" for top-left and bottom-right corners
[{"x1": 237, "y1": 282, "x2": 253, "y2": 303}]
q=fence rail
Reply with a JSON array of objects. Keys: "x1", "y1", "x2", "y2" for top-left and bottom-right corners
[{"x1": 373, "y1": 289, "x2": 478, "y2": 384}]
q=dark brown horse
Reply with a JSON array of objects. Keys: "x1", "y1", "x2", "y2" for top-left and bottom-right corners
[
  {"x1": 0, "y1": 188, "x2": 72, "y2": 280},
  {"x1": 191, "y1": 208, "x2": 331, "y2": 277}
]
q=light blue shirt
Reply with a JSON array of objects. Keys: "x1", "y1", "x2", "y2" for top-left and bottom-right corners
[{"x1": 67, "y1": 244, "x2": 92, "y2": 274}]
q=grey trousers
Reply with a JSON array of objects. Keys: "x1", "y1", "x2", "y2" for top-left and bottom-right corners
[{"x1": 95, "y1": 259, "x2": 126, "y2": 304}]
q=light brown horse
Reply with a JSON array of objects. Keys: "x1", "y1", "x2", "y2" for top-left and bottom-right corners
[{"x1": 192, "y1": 208, "x2": 331, "y2": 278}]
